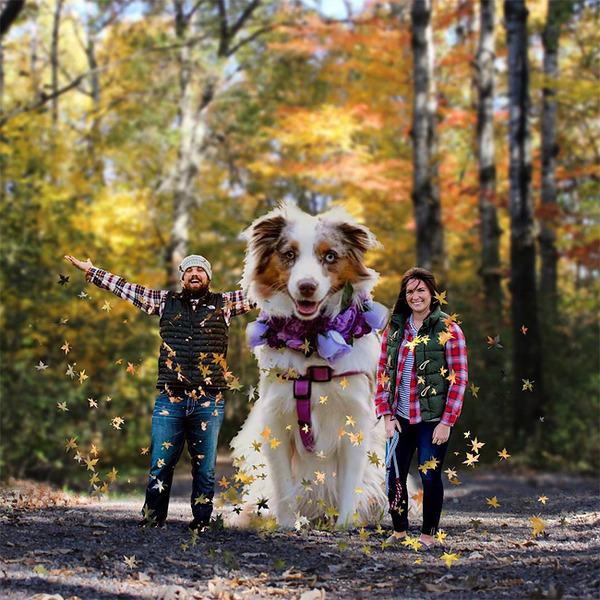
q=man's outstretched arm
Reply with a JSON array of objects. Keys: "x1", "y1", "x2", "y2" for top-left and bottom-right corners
[{"x1": 64, "y1": 255, "x2": 166, "y2": 316}]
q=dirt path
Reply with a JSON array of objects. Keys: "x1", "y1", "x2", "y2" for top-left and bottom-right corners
[{"x1": 1, "y1": 471, "x2": 598, "y2": 599}]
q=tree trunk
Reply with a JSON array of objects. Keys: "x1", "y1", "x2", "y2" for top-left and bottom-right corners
[
  {"x1": 539, "y1": 0, "x2": 570, "y2": 314},
  {"x1": 410, "y1": 0, "x2": 445, "y2": 273},
  {"x1": 166, "y1": 0, "x2": 262, "y2": 288},
  {"x1": 51, "y1": 0, "x2": 64, "y2": 135},
  {"x1": 476, "y1": 0, "x2": 502, "y2": 313},
  {"x1": 504, "y1": 0, "x2": 543, "y2": 444}
]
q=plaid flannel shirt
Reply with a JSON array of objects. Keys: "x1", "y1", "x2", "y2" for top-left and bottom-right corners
[
  {"x1": 374, "y1": 319, "x2": 468, "y2": 427},
  {"x1": 85, "y1": 268, "x2": 252, "y2": 324}
]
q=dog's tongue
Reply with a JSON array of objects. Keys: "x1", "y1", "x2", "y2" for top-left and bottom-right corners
[{"x1": 296, "y1": 300, "x2": 318, "y2": 316}]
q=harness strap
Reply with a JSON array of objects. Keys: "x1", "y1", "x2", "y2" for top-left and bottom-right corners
[{"x1": 291, "y1": 366, "x2": 364, "y2": 452}]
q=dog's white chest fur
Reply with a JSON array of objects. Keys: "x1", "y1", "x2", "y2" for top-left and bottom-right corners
[{"x1": 230, "y1": 202, "x2": 390, "y2": 527}]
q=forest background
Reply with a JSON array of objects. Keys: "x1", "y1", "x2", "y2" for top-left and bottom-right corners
[{"x1": 1, "y1": 0, "x2": 598, "y2": 494}]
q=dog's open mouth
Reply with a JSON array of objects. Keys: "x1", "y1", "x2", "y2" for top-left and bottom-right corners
[{"x1": 295, "y1": 299, "x2": 320, "y2": 317}]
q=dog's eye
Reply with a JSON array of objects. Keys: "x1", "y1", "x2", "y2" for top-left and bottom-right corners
[
  {"x1": 323, "y1": 252, "x2": 337, "y2": 264},
  {"x1": 282, "y1": 250, "x2": 296, "y2": 261}
]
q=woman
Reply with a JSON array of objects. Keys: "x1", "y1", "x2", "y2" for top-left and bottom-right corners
[{"x1": 375, "y1": 267, "x2": 468, "y2": 548}]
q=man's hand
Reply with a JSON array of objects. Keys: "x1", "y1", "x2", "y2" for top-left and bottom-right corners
[
  {"x1": 64, "y1": 255, "x2": 95, "y2": 274},
  {"x1": 384, "y1": 414, "x2": 402, "y2": 438}
]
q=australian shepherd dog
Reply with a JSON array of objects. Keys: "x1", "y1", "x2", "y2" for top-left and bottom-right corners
[{"x1": 229, "y1": 201, "x2": 391, "y2": 528}]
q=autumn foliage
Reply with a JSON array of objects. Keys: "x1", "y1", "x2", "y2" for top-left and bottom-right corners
[{"x1": 0, "y1": 0, "x2": 598, "y2": 488}]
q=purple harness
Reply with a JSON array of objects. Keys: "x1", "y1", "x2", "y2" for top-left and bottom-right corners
[{"x1": 292, "y1": 366, "x2": 361, "y2": 452}]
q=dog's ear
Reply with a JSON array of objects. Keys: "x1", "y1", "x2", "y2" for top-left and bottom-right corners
[
  {"x1": 337, "y1": 222, "x2": 380, "y2": 255},
  {"x1": 248, "y1": 213, "x2": 288, "y2": 274}
]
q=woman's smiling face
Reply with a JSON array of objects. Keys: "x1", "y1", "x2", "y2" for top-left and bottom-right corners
[{"x1": 405, "y1": 277, "x2": 432, "y2": 316}]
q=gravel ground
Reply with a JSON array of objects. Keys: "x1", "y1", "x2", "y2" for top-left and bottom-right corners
[{"x1": 1, "y1": 470, "x2": 598, "y2": 600}]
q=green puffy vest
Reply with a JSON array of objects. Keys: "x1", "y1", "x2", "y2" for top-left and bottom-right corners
[{"x1": 386, "y1": 305, "x2": 450, "y2": 421}]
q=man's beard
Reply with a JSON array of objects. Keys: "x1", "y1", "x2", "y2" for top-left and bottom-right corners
[{"x1": 182, "y1": 281, "x2": 209, "y2": 298}]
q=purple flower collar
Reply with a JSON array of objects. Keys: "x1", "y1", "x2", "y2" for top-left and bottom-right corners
[{"x1": 247, "y1": 295, "x2": 388, "y2": 365}]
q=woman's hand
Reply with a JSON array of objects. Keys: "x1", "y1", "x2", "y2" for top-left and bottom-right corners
[
  {"x1": 432, "y1": 423, "x2": 450, "y2": 445},
  {"x1": 384, "y1": 415, "x2": 402, "y2": 438},
  {"x1": 64, "y1": 255, "x2": 94, "y2": 273}
]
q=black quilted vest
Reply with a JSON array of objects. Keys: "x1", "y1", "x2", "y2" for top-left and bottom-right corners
[{"x1": 156, "y1": 291, "x2": 228, "y2": 392}]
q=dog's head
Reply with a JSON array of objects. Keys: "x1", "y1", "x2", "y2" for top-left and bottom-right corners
[{"x1": 241, "y1": 201, "x2": 380, "y2": 319}]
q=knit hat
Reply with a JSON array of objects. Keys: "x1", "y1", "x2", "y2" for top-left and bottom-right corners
[{"x1": 179, "y1": 255, "x2": 212, "y2": 281}]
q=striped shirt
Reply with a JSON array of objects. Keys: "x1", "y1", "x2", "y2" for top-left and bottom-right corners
[
  {"x1": 374, "y1": 317, "x2": 468, "y2": 427},
  {"x1": 85, "y1": 268, "x2": 253, "y2": 325},
  {"x1": 396, "y1": 316, "x2": 419, "y2": 419}
]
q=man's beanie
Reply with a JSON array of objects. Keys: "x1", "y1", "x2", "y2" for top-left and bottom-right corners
[{"x1": 179, "y1": 255, "x2": 212, "y2": 281}]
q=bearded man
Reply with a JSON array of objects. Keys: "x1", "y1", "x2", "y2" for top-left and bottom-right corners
[{"x1": 64, "y1": 254, "x2": 253, "y2": 530}]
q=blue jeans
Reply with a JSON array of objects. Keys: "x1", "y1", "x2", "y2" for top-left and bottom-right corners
[
  {"x1": 142, "y1": 390, "x2": 224, "y2": 524},
  {"x1": 387, "y1": 417, "x2": 451, "y2": 535}
]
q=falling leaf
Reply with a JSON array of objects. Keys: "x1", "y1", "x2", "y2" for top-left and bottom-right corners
[
  {"x1": 486, "y1": 496, "x2": 501, "y2": 508},
  {"x1": 537, "y1": 495, "x2": 548, "y2": 505},
  {"x1": 497, "y1": 448, "x2": 511, "y2": 460},
  {"x1": 340, "y1": 377, "x2": 347, "y2": 390},
  {"x1": 61, "y1": 341, "x2": 71, "y2": 354},
  {"x1": 463, "y1": 453, "x2": 479, "y2": 467},
  {"x1": 522, "y1": 379, "x2": 534, "y2": 392},
  {"x1": 65, "y1": 437, "x2": 77, "y2": 451},
  {"x1": 345, "y1": 415, "x2": 356, "y2": 427},
  {"x1": 470, "y1": 437, "x2": 485, "y2": 453},
  {"x1": 65, "y1": 363, "x2": 77, "y2": 378},
  {"x1": 57, "y1": 401, "x2": 69, "y2": 412},
  {"x1": 529, "y1": 515, "x2": 546, "y2": 536},
  {"x1": 106, "y1": 467, "x2": 118, "y2": 483},
  {"x1": 84, "y1": 456, "x2": 98, "y2": 471},
  {"x1": 521, "y1": 325, "x2": 528, "y2": 335},
  {"x1": 124, "y1": 555, "x2": 137, "y2": 569},
  {"x1": 88, "y1": 398, "x2": 98, "y2": 408},
  {"x1": 444, "y1": 468, "x2": 457, "y2": 480},
  {"x1": 260, "y1": 426, "x2": 271, "y2": 440},
  {"x1": 411, "y1": 489, "x2": 424, "y2": 506},
  {"x1": 78, "y1": 370, "x2": 88, "y2": 384},
  {"x1": 111, "y1": 416, "x2": 125, "y2": 430},
  {"x1": 440, "y1": 551, "x2": 460, "y2": 568},
  {"x1": 58, "y1": 274, "x2": 70, "y2": 286},
  {"x1": 101, "y1": 300, "x2": 112, "y2": 312},
  {"x1": 141, "y1": 447, "x2": 149, "y2": 454},
  {"x1": 435, "y1": 529, "x2": 447, "y2": 544},
  {"x1": 319, "y1": 395, "x2": 328, "y2": 404},
  {"x1": 434, "y1": 290, "x2": 448, "y2": 305},
  {"x1": 35, "y1": 361, "x2": 49, "y2": 371},
  {"x1": 438, "y1": 330, "x2": 454, "y2": 345},
  {"x1": 469, "y1": 383, "x2": 479, "y2": 398},
  {"x1": 78, "y1": 291, "x2": 88, "y2": 299},
  {"x1": 487, "y1": 335, "x2": 503, "y2": 349},
  {"x1": 300, "y1": 338, "x2": 311, "y2": 354},
  {"x1": 269, "y1": 437, "x2": 281, "y2": 449}
]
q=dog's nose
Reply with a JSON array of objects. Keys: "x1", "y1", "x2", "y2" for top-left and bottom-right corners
[{"x1": 298, "y1": 279, "x2": 318, "y2": 297}]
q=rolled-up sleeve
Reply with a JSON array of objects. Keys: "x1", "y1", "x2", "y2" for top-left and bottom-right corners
[
  {"x1": 441, "y1": 322, "x2": 468, "y2": 427},
  {"x1": 375, "y1": 328, "x2": 393, "y2": 419}
]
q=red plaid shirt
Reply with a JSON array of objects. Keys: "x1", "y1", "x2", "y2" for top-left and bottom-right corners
[
  {"x1": 374, "y1": 319, "x2": 468, "y2": 427},
  {"x1": 85, "y1": 268, "x2": 252, "y2": 324}
]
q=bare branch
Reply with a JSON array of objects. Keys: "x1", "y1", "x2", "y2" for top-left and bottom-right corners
[
  {"x1": 0, "y1": 74, "x2": 84, "y2": 127},
  {"x1": 229, "y1": 0, "x2": 261, "y2": 42}
]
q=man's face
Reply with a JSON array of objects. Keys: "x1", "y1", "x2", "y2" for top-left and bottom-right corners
[{"x1": 182, "y1": 266, "x2": 209, "y2": 296}]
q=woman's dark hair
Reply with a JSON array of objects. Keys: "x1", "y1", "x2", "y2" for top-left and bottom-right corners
[{"x1": 391, "y1": 267, "x2": 440, "y2": 316}]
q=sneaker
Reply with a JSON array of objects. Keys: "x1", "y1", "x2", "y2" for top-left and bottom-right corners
[
  {"x1": 138, "y1": 518, "x2": 165, "y2": 529},
  {"x1": 384, "y1": 533, "x2": 407, "y2": 547},
  {"x1": 187, "y1": 519, "x2": 209, "y2": 532}
]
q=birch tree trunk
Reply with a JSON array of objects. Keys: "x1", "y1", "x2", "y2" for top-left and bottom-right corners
[
  {"x1": 504, "y1": 0, "x2": 543, "y2": 443},
  {"x1": 166, "y1": 0, "x2": 262, "y2": 288},
  {"x1": 539, "y1": 0, "x2": 570, "y2": 314},
  {"x1": 410, "y1": 0, "x2": 445, "y2": 273},
  {"x1": 476, "y1": 0, "x2": 502, "y2": 312},
  {"x1": 51, "y1": 0, "x2": 64, "y2": 135}
]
